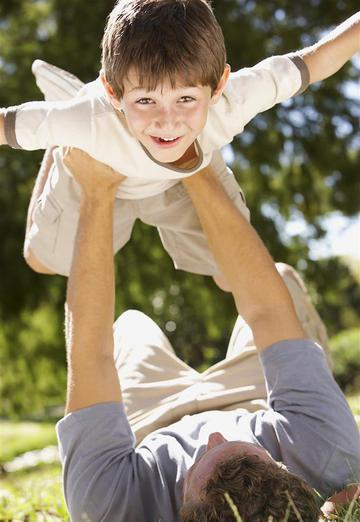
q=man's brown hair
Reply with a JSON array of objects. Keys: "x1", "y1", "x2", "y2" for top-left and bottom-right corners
[
  {"x1": 101, "y1": 0, "x2": 226, "y2": 98},
  {"x1": 180, "y1": 454, "x2": 321, "y2": 522}
]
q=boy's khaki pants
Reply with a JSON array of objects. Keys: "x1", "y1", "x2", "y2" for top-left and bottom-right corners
[
  {"x1": 114, "y1": 264, "x2": 331, "y2": 444},
  {"x1": 28, "y1": 151, "x2": 249, "y2": 277}
]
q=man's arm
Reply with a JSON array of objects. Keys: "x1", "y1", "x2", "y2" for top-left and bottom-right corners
[
  {"x1": 63, "y1": 148, "x2": 125, "y2": 414},
  {"x1": 297, "y1": 11, "x2": 360, "y2": 84},
  {"x1": 182, "y1": 168, "x2": 304, "y2": 351}
]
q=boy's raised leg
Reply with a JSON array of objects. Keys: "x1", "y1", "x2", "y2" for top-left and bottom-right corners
[
  {"x1": 24, "y1": 60, "x2": 84, "y2": 274},
  {"x1": 24, "y1": 148, "x2": 56, "y2": 274}
]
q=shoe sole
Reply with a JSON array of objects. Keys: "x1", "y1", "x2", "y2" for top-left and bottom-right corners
[{"x1": 32, "y1": 59, "x2": 84, "y2": 100}]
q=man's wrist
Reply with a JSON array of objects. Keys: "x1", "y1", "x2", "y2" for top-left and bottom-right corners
[
  {"x1": 182, "y1": 165, "x2": 216, "y2": 188},
  {"x1": 80, "y1": 188, "x2": 117, "y2": 209}
]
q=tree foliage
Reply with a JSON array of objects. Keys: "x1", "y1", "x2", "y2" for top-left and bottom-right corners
[{"x1": 0, "y1": 0, "x2": 359, "y2": 416}]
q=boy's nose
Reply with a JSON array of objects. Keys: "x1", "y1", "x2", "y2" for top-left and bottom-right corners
[{"x1": 155, "y1": 107, "x2": 180, "y2": 130}]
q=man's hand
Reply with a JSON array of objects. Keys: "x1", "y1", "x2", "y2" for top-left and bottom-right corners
[
  {"x1": 64, "y1": 149, "x2": 125, "y2": 414},
  {"x1": 299, "y1": 11, "x2": 360, "y2": 84},
  {"x1": 63, "y1": 147, "x2": 126, "y2": 199}
]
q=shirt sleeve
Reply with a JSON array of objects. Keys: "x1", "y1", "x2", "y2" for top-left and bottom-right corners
[
  {"x1": 56, "y1": 402, "x2": 166, "y2": 522},
  {"x1": 3, "y1": 97, "x2": 95, "y2": 150},
  {"x1": 224, "y1": 54, "x2": 309, "y2": 132},
  {"x1": 259, "y1": 339, "x2": 360, "y2": 498}
]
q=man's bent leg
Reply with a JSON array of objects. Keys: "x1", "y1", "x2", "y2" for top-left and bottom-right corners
[
  {"x1": 190, "y1": 263, "x2": 332, "y2": 415},
  {"x1": 276, "y1": 263, "x2": 331, "y2": 367},
  {"x1": 225, "y1": 263, "x2": 330, "y2": 361},
  {"x1": 113, "y1": 310, "x2": 200, "y2": 442}
]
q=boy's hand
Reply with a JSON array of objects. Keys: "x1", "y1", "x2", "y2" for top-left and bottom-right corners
[
  {"x1": 0, "y1": 111, "x2": 7, "y2": 146},
  {"x1": 62, "y1": 147, "x2": 126, "y2": 200}
]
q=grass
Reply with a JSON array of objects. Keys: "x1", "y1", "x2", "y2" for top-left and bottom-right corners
[
  {"x1": 347, "y1": 394, "x2": 360, "y2": 429},
  {"x1": 0, "y1": 421, "x2": 58, "y2": 463},
  {"x1": 0, "y1": 392, "x2": 359, "y2": 521},
  {"x1": 224, "y1": 491, "x2": 360, "y2": 521},
  {"x1": 0, "y1": 464, "x2": 68, "y2": 521},
  {"x1": 0, "y1": 421, "x2": 65, "y2": 520}
]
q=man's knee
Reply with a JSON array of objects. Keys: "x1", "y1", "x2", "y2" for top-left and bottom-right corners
[
  {"x1": 23, "y1": 246, "x2": 56, "y2": 275},
  {"x1": 114, "y1": 309, "x2": 147, "y2": 329}
]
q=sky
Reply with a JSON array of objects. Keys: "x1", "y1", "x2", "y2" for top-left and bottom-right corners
[
  {"x1": 287, "y1": 212, "x2": 360, "y2": 261},
  {"x1": 309, "y1": 214, "x2": 360, "y2": 261}
]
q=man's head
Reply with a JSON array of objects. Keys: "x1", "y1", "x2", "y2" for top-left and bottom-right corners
[
  {"x1": 181, "y1": 432, "x2": 321, "y2": 522},
  {"x1": 101, "y1": 0, "x2": 229, "y2": 163}
]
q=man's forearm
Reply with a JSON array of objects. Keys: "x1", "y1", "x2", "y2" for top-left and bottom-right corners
[
  {"x1": 299, "y1": 12, "x2": 360, "y2": 84},
  {"x1": 183, "y1": 168, "x2": 304, "y2": 351},
  {"x1": 65, "y1": 192, "x2": 121, "y2": 413}
]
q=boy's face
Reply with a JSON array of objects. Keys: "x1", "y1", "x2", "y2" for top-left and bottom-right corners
[{"x1": 102, "y1": 67, "x2": 229, "y2": 164}]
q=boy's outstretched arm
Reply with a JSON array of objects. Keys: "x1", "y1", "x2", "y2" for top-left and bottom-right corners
[{"x1": 297, "y1": 11, "x2": 360, "y2": 84}]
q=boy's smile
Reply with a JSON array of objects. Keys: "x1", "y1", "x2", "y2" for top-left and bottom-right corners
[{"x1": 102, "y1": 67, "x2": 230, "y2": 165}]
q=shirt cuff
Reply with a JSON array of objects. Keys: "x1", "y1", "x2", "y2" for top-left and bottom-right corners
[
  {"x1": 287, "y1": 54, "x2": 310, "y2": 95},
  {"x1": 4, "y1": 107, "x2": 22, "y2": 149}
]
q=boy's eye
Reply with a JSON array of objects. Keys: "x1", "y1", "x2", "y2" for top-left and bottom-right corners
[
  {"x1": 179, "y1": 96, "x2": 195, "y2": 103},
  {"x1": 136, "y1": 98, "x2": 154, "y2": 105}
]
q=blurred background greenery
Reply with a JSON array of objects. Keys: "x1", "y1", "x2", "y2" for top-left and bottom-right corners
[{"x1": 0, "y1": 0, "x2": 359, "y2": 419}]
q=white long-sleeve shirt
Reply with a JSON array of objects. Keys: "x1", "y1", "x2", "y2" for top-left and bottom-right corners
[{"x1": 4, "y1": 55, "x2": 309, "y2": 199}]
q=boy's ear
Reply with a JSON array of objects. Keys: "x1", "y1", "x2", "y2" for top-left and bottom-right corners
[
  {"x1": 100, "y1": 71, "x2": 115, "y2": 97},
  {"x1": 100, "y1": 71, "x2": 122, "y2": 110},
  {"x1": 210, "y1": 64, "x2": 231, "y2": 105}
]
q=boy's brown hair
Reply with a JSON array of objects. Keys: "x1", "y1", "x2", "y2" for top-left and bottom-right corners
[
  {"x1": 180, "y1": 453, "x2": 321, "y2": 522},
  {"x1": 101, "y1": 0, "x2": 226, "y2": 98}
]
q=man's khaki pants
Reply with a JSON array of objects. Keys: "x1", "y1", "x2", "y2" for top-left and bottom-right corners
[{"x1": 114, "y1": 264, "x2": 331, "y2": 444}]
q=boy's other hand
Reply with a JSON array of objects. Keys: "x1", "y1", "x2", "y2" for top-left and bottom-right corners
[
  {"x1": 0, "y1": 110, "x2": 8, "y2": 146},
  {"x1": 62, "y1": 147, "x2": 126, "y2": 199}
]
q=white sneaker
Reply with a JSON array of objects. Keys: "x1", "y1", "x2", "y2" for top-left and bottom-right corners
[
  {"x1": 275, "y1": 262, "x2": 332, "y2": 368},
  {"x1": 32, "y1": 59, "x2": 84, "y2": 101}
]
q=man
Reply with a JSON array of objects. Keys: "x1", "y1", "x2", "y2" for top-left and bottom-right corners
[{"x1": 59, "y1": 148, "x2": 360, "y2": 521}]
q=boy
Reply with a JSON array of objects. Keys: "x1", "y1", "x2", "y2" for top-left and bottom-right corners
[{"x1": 0, "y1": 1, "x2": 359, "y2": 286}]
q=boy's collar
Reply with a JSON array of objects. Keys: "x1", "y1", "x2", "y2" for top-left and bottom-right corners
[{"x1": 139, "y1": 140, "x2": 203, "y2": 173}]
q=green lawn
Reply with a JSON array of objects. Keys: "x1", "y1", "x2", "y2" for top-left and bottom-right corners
[
  {"x1": 0, "y1": 420, "x2": 65, "y2": 520},
  {"x1": 0, "y1": 463, "x2": 68, "y2": 521},
  {"x1": 0, "y1": 421, "x2": 58, "y2": 463},
  {"x1": 0, "y1": 393, "x2": 359, "y2": 521},
  {"x1": 347, "y1": 394, "x2": 360, "y2": 428}
]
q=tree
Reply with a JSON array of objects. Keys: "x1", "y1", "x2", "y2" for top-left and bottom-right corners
[{"x1": 0, "y1": 0, "x2": 358, "y2": 416}]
